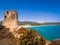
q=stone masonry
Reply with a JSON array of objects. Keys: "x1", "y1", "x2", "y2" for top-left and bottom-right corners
[{"x1": 2, "y1": 10, "x2": 19, "y2": 29}]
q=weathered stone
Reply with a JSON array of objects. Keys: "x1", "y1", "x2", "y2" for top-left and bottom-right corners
[
  {"x1": 0, "y1": 27, "x2": 19, "y2": 45},
  {"x1": 2, "y1": 10, "x2": 18, "y2": 29},
  {"x1": 49, "y1": 39, "x2": 60, "y2": 45}
]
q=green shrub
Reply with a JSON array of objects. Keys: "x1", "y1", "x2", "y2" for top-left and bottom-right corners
[{"x1": 19, "y1": 29, "x2": 46, "y2": 45}]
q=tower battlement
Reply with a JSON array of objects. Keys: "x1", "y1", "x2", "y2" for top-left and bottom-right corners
[{"x1": 2, "y1": 10, "x2": 19, "y2": 29}]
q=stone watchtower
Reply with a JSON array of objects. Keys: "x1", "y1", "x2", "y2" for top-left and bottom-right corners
[{"x1": 2, "y1": 10, "x2": 19, "y2": 29}]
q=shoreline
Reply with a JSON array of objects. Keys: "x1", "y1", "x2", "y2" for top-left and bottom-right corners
[
  {"x1": 20, "y1": 24, "x2": 60, "y2": 28},
  {"x1": 20, "y1": 25, "x2": 36, "y2": 28}
]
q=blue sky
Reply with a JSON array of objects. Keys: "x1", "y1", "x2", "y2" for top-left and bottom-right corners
[{"x1": 0, "y1": 0, "x2": 60, "y2": 23}]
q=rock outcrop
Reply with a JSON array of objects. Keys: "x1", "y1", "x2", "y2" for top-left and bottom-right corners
[
  {"x1": 49, "y1": 39, "x2": 60, "y2": 45},
  {"x1": 0, "y1": 10, "x2": 48, "y2": 45},
  {"x1": 0, "y1": 10, "x2": 20, "y2": 45},
  {"x1": 0, "y1": 26, "x2": 19, "y2": 45}
]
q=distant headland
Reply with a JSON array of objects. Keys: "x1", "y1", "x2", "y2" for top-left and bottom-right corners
[{"x1": 0, "y1": 21, "x2": 60, "y2": 26}]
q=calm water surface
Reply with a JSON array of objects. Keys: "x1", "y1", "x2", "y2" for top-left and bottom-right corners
[{"x1": 27, "y1": 25, "x2": 60, "y2": 41}]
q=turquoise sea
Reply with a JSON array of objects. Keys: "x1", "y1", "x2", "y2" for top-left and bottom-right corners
[{"x1": 27, "y1": 25, "x2": 60, "y2": 41}]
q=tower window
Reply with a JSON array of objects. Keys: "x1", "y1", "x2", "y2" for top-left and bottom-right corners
[
  {"x1": 5, "y1": 16, "x2": 7, "y2": 18},
  {"x1": 6, "y1": 11, "x2": 9, "y2": 14}
]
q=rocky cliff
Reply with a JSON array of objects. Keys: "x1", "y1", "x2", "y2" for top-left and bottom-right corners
[{"x1": 0, "y1": 26, "x2": 47, "y2": 45}]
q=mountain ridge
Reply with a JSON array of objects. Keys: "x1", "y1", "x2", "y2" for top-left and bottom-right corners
[{"x1": 0, "y1": 21, "x2": 60, "y2": 26}]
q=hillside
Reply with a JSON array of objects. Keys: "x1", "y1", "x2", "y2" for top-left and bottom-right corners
[
  {"x1": 0, "y1": 26, "x2": 47, "y2": 45},
  {"x1": 19, "y1": 21, "x2": 60, "y2": 25},
  {"x1": 0, "y1": 21, "x2": 60, "y2": 26}
]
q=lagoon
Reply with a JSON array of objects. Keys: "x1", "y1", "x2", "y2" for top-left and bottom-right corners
[{"x1": 27, "y1": 25, "x2": 60, "y2": 41}]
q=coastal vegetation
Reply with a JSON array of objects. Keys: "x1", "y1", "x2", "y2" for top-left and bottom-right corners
[
  {"x1": 19, "y1": 27, "x2": 46, "y2": 45},
  {"x1": 0, "y1": 26, "x2": 47, "y2": 45}
]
